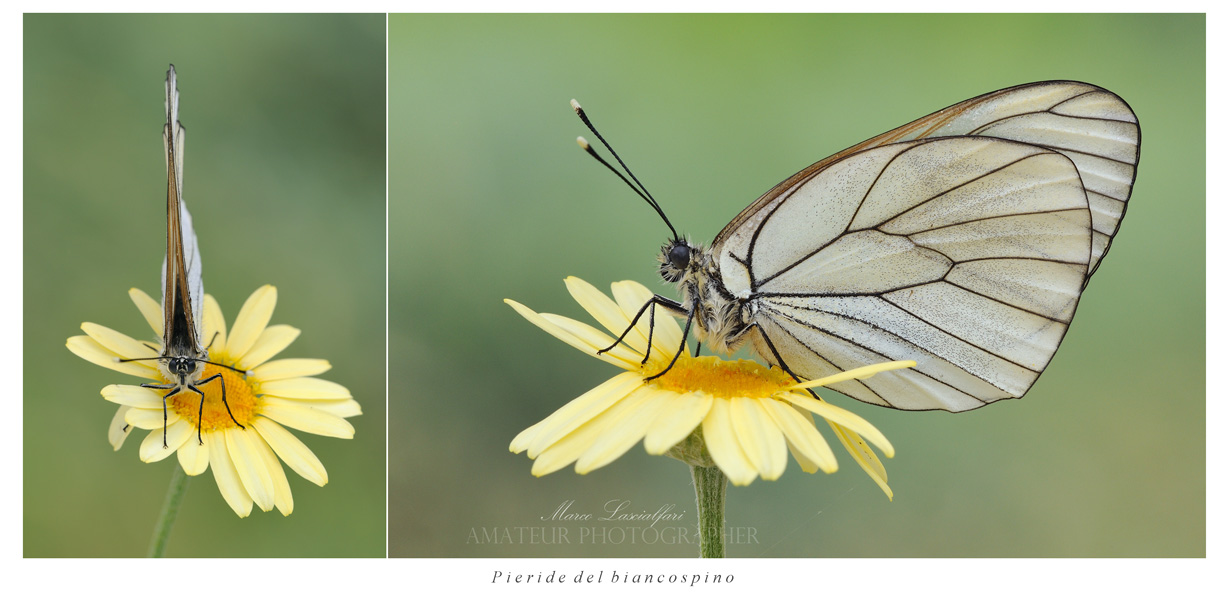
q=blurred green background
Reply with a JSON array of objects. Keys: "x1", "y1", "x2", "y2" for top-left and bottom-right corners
[
  {"x1": 391, "y1": 14, "x2": 1205, "y2": 557},
  {"x1": 24, "y1": 14, "x2": 385, "y2": 557}
]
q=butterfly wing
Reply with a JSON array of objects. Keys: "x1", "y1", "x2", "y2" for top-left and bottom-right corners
[
  {"x1": 161, "y1": 65, "x2": 205, "y2": 359},
  {"x1": 713, "y1": 136, "x2": 1096, "y2": 411},
  {"x1": 716, "y1": 81, "x2": 1139, "y2": 281}
]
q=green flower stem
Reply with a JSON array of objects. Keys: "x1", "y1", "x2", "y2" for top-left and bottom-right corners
[
  {"x1": 147, "y1": 462, "x2": 190, "y2": 558},
  {"x1": 691, "y1": 464, "x2": 727, "y2": 558}
]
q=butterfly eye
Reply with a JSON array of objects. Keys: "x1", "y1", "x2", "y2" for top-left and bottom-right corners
[
  {"x1": 659, "y1": 242, "x2": 689, "y2": 283},
  {"x1": 668, "y1": 244, "x2": 690, "y2": 270}
]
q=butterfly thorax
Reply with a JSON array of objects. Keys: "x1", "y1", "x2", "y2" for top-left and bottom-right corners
[
  {"x1": 659, "y1": 239, "x2": 753, "y2": 356},
  {"x1": 159, "y1": 287, "x2": 206, "y2": 382}
]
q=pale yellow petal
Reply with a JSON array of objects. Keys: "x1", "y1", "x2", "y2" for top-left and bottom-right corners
[
  {"x1": 259, "y1": 398, "x2": 355, "y2": 439},
  {"x1": 202, "y1": 294, "x2": 227, "y2": 352},
  {"x1": 139, "y1": 419, "x2": 192, "y2": 463},
  {"x1": 252, "y1": 416, "x2": 328, "y2": 486},
  {"x1": 509, "y1": 420, "x2": 545, "y2": 454},
  {"x1": 207, "y1": 430, "x2": 253, "y2": 517},
  {"x1": 251, "y1": 430, "x2": 294, "y2": 516},
  {"x1": 226, "y1": 428, "x2": 276, "y2": 512},
  {"x1": 831, "y1": 423, "x2": 892, "y2": 500},
  {"x1": 526, "y1": 372, "x2": 643, "y2": 458},
  {"x1": 108, "y1": 406, "x2": 134, "y2": 450},
  {"x1": 729, "y1": 398, "x2": 788, "y2": 481},
  {"x1": 537, "y1": 313, "x2": 644, "y2": 365},
  {"x1": 565, "y1": 277, "x2": 647, "y2": 354},
  {"x1": 249, "y1": 358, "x2": 331, "y2": 381},
  {"x1": 125, "y1": 406, "x2": 180, "y2": 430},
  {"x1": 101, "y1": 384, "x2": 165, "y2": 409},
  {"x1": 529, "y1": 385, "x2": 661, "y2": 476},
  {"x1": 832, "y1": 423, "x2": 886, "y2": 482},
  {"x1": 258, "y1": 377, "x2": 351, "y2": 400},
  {"x1": 177, "y1": 433, "x2": 210, "y2": 475},
  {"x1": 785, "y1": 394, "x2": 894, "y2": 457},
  {"x1": 129, "y1": 288, "x2": 163, "y2": 339},
  {"x1": 762, "y1": 398, "x2": 837, "y2": 474},
  {"x1": 787, "y1": 360, "x2": 916, "y2": 391},
  {"x1": 643, "y1": 390, "x2": 711, "y2": 455},
  {"x1": 81, "y1": 322, "x2": 160, "y2": 362},
  {"x1": 67, "y1": 336, "x2": 159, "y2": 378},
  {"x1": 609, "y1": 280, "x2": 684, "y2": 354},
  {"x1": 574, "y1": 388, "x2": 668, "y2": 474},
  {"x1": 701, "y1": 399, "x2": 759, "y2": 486},
  {"x1": 164, "y1": 418, "x2": 195, "y2": 452},
  {"x1": 236, "y1": 325, "x2": 300, "y2": 370},
  {"x1": 786, "y1": 439, "x2": 822, "y2": 474},
  {"x1": 530, "y1": 413, "x2": 613, "y2": 477},
  {"x1": 139, "y1": 429, "x2": 169, "y2": 463},
  {"x1": 505, "y1": 299, "x2": 640, "y2": 370},
  {"x1": 317, "y1": 398, "x2": 361, "y2": 418},
  {"x1": 261, "y1": 397, "x2": 362, "y2": 418},
  {"x1": 225, "y1": 285, "x2": 277, "y2": 360},
  {"x1": 609, "y1": 279, "x2": 654, "y2": 315}
]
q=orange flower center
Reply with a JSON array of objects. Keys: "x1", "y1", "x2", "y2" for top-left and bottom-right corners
[
  {"x1": 165, "y1": 360, "x2": 258, "y2": 432},
  {"x1": 648, "y1": 355, "x2": 794, "y2": 398}
]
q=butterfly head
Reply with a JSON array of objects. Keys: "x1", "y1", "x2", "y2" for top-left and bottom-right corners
[
  {"x1": 160, "y1": 353, "x2": 206, "y2": 385},
  {"x1": 659, "y1": 238, "x2": 700, "y2": 283}
]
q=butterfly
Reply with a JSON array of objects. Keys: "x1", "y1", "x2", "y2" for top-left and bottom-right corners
[
  {"x1": 574, "y1": 81, "x2": 1140, "y2": 412},
  {"x1": 122, "y1": 65, "x2": 246, "y2": 444}
]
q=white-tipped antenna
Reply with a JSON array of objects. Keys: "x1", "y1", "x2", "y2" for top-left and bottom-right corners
[{"x1": 571, "y1": 99, "x2": 680, "y2": 242}]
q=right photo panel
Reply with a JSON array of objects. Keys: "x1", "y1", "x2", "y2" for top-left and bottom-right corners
[{"x1": 389, "y1": 13, "x2": 1205, "y2": 559}]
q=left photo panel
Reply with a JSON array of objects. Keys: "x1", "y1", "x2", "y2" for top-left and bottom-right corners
[{"x1": 24, "y1": 14, "x2": 386, "y2": 557}]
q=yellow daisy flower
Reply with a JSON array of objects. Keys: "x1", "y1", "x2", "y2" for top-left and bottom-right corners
[
  {"x1": 506, "y1": 277, "x2": 911, "y2": 498},
  {"x1": 67, "y1": 285, "x2": 359, "y2": 517}
]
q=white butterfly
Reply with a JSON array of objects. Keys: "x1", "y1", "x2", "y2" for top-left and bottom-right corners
[
  {"x1": 126, "y1": 65, "x2": 244, "y2": 444},
  {"x1": 575, "y1": 81, "x2": 1140, "y2": 412}
]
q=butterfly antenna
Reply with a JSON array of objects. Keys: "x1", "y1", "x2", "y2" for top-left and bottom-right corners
[
  {"x1": 571, "y1": 99, "x2": 680, "y2": 242},
  {"x1": 118, "y1": 355, "x2": 249, "y2": 375}
]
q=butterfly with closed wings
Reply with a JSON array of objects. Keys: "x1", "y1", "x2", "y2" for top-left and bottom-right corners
[
  {"x1": 120, "y1": 65, "x2": 248, "y2": 445},
  {"x1": 575, "y1": 81, "x2": 1140, "y2": 412}
]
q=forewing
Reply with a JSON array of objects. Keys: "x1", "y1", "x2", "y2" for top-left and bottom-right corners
[
  {"x1": 161, "y1": 65, "x2": 205, "y2": 357},
  {"x1": 716, "y1": 81, "x2": 1138, "y2": 280},
  {"x1": 719, "y1": 137, "x2": 1091, "y2": 412}
]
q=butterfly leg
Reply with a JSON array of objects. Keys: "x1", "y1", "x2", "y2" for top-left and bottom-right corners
[
  {"x1": 141, "y1": 382, "x2": 181, "y2": 448},
  {"x1": 185, "y1": 382, "x2": 208, "y2": 445},
  {"x1": 750, "y1": 325, "x2": 811, "y2": 389},
  {"x1": 641, "y1": 302, "x2": 657, "y2": 365},
  {"x1": 644, "y1": 304, "x2": 695, "y2": 382},
  {"x1": 188, "y1": 373, "x2": 244, "y2": 446},
  {"x1": 596, "y1": 294, "x2": 687, "y2": 363}
]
